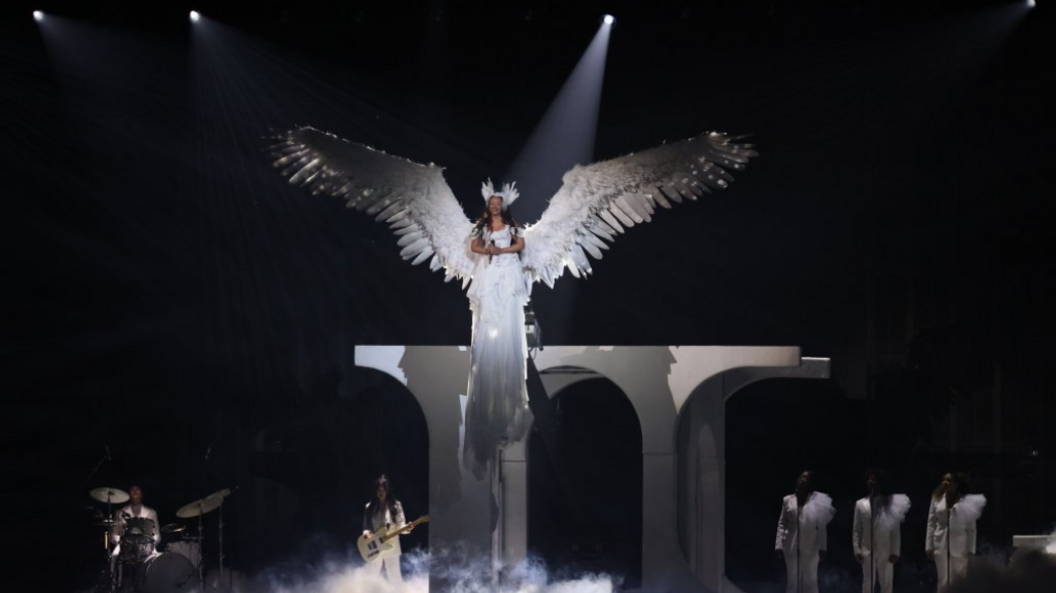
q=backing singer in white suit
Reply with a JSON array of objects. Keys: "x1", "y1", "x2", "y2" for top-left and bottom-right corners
[
  {"x1": 853, "y1": 470, "x2": 910, "y2": 593},
  {"x1": 775, "y1": 471, "x2": 835, "y2": 593},
  {"x1": 926, "y1": 472, "x2": 985, "y2": 591}
]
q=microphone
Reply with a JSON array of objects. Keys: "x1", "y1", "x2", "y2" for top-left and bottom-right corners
[
  {"x1": 104, "y1": 445, "x2": 112, "y2": 463},
  {"x1": 489, "y1": 239, "x2": 496, "y2": 263}
]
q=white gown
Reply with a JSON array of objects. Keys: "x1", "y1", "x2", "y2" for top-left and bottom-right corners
[{"x1": 462, "y1": 225, "x2": 531, "y2": 478}]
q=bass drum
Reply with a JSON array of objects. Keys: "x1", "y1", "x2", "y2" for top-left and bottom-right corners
[{"x1": 141, "y1": 552, "x2": 197, "y2": 593}]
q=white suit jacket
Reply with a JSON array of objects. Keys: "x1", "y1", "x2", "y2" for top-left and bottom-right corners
[
  {"x1": 775, "y1": 492, "x2": 830, "y2": 554},
  {"x1": 926, "y1": 497, "x2": 977, "y2": 557},
  {"x1": 852, "y1": 497, "x2": 902, "y2": 556}
]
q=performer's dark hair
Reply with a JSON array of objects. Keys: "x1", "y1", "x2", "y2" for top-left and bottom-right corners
[
  {"x1": 864, "y1": 467, "x2": 891, "y2": 494},
  {"x1": 797, "y1": 470, "x2": 815, "y2": 492},
  {"x1": 932, "y1": 471, "x2": 972, "y2": 502},
  {"x1": 371, "y1": 474, "x2": 397, "y2": 515},
  {"x1": 474, "y1": 195, "x2": 519, "y2": 234}
]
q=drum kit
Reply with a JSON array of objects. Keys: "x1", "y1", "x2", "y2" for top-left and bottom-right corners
[{"x1": 90, "y1": 486, "x2": 236, "y2": 593}]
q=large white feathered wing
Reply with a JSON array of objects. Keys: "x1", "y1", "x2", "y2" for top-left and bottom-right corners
[
  {"x1": 268, "y1": 126, "x2": 476, "y2": 284},
  {"x1": 521, "y1": 132, "x2": 757, "y2": 287}
]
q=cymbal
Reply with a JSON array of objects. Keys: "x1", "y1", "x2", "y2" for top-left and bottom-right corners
[
  {"x1": 205, "y1": 487, "x2": 235, "y2": 500},
  {"x1": 160, "y1": 523, "x2": 185, "y2": 533},
  {"x1": 176, "y1": 496, "x2": 222, "y2": 518},
  {"x1": 176, "y1": 486, "x2": 237, "y2": 518},
  {"x1": 94, "y1": 518, "x2": 117, "y2": 526},
  {"x1": 89, "y1": 487, "x2": 129, "y2": 504}
]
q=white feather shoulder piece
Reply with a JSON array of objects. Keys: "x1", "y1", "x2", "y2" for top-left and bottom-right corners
[
  {"x1": 804, "y1": 491, "x2": 836, "y2": 525},
  {"x1": 955, "y1": 494, "x2": 987, "y2": 523}
]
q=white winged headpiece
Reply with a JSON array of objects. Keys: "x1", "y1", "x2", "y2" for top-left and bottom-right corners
[{"x1": 481, "y1": 179, "x2": 520, "y2": 210}]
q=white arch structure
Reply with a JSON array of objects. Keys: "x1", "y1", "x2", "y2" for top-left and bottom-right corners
[{"x1": 356, "y1": 345, "x2": 829, "y2": 592}]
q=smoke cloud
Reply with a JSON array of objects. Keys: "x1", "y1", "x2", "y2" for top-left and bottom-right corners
[
  {"x1": 945, "y1": 547, "x2": 1056, "y2": 593},
  {"x1": 240, "y1": 547, "x2": 615, "y2": 593}
]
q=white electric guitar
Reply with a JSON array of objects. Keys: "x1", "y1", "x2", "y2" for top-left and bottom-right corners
[{"x1": 358, "y1": 515, "x2": 430, "y2": 563}]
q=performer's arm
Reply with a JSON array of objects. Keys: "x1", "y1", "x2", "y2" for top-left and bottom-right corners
[
  {"x1": 818, "y1": 516, "x2": 828, "y2": 554},
  {"x1": 890, "y1": 521, "x2": 901, "y2": 562},
  {"x1": 775, "y1": 497, "x2": 787, "y2": 554},
  {"x1": 966, "y1": 517, "x2": 977, "y2": 555},
  {"x1": 362, "y1": 503, "x2": 372, "y2": 538},
  {"x1": 852, "y1": 502, "x2": 863, "y2": 559},
  {"x1": 112, "y1": 509, "x2": 125, "y2": 545},
  {"x1": 925, "y1": 500, "x2": 937, "y2": 558},
  {"x1": 150, "y1": 509, "x2": 161, "y2": 545},
  {"x1": 470, "y1": 236, "x2": 491, "y2": 255}
]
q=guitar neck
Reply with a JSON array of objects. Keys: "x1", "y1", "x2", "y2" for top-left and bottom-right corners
[{"x1": 381, "y1": 516, "x2": 428, "y2": 543}]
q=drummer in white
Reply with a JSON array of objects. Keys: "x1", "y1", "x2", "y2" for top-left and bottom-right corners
[
  {"x1": 109, "y1": 485, "x2": 161, "y2": 590},
  {"x1": 112, "y1": 485, "x2": 161, "y2": 556}
]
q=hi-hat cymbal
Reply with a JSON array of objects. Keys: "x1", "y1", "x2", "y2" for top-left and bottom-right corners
[
  {"x1": 89, "y1": 487, "x2": 129, "y2": 504},
  {"x1": 160, "y1": 523, "x2": 185, "y2": 534}
]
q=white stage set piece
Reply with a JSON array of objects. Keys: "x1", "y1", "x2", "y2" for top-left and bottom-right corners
[
  {"x1": 356, "y1": 345, "x2": 830, "y2": 593},
  {"x1": 1012, "y1": 535, "x2": 1056, "y2": 553}
]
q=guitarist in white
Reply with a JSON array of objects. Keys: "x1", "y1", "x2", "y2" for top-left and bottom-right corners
[{"x1": 361, "y1": 475, "x2": 413, "y2": 581}]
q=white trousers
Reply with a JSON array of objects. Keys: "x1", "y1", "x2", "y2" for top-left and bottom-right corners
[
  {"x1": 784, "y1": 551, "x2": 820, "y2": 593},
  {"x1": 364, "y1": 554, "x2": 403, "y2": 582},
  {"x1": 934, "y1": 553, "x2": 968, "y2": 590},
  {"x1": 860, "y1": 554, "x2": 893, "y2": 593}
]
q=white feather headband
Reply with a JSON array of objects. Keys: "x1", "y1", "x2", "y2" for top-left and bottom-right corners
[{"x1": 481, "y1": 178, "x2": 520, "y2": 210}]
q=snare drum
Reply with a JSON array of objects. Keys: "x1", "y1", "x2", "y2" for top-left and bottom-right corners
[{"x1": 141, "y1": 552, "x2": 196, "y2": 593}]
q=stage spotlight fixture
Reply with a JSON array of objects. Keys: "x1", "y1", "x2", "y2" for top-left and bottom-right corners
[
  {"x1": 190, "y1": 10, "x2": 201, "y2": 22},
  {"x1": 603, "y1": 14, "x2": 615, "y2": 25},
  {"x1": 1027, "y1": 0, "x2": 1035, "y2": 7},
  {"x1": 33, "y1": 10, "x2": 44, "y2": 21}
]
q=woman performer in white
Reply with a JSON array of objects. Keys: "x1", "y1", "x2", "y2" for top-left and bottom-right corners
[
  {"x1": 463, "y1": 189, "x2": 530, "y2": 477},
  {"x1": 775, "y1": 471, "x2": 835, "y2": 593},
  {"x1": 361, "y1": 475, "x2": 413, "y2": 582},
  {"x1": 853, "y1": 469, "x2": 910, "y2": 593},
  {"x1": 926, "y1": 471, "x2": 985, "y2": 590},
  {"x1": 268, "y1": 127, "x2": 756, "y2": 478}
]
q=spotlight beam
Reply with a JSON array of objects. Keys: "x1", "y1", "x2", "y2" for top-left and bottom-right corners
[{"x1": 505, "y1": 19, "x2": 614, "y2": 223}]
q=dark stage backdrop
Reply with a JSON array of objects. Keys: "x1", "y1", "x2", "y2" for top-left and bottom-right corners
[{"x1": 2, "y1": 1, "x2": 1053, "y2": 591}]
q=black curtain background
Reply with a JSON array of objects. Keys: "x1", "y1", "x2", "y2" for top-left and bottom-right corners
[{"x1": 2, "y1": 1, "x2": 1053, "y2": 591}]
